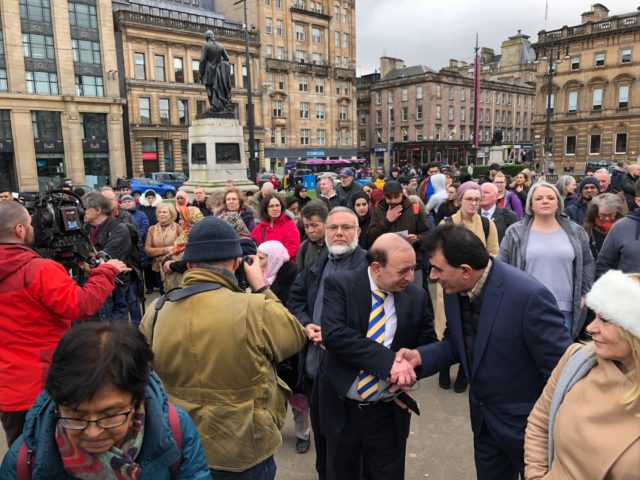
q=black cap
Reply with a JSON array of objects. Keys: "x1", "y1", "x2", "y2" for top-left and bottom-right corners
[{"x1": 383, "y1": 181, "x2": 403, "y2": 195}]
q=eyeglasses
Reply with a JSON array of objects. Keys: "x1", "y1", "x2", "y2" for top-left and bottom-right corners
[
  {"x1": 462, "y1": 197, "x2": 481, "y2": 204},
  {"x1": 57, "y1": 408, "x2": 133, "y2": 430},
  {"x1": 597, "y1": 212, "x2": 617, "y2": 221},
  {"x1": 327, "y1": 224, "x2": 356, "y2": 233}
]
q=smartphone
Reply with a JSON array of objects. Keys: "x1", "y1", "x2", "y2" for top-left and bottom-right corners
[{"x1": 397, "y1": 392, "x2": 420, "y2": 415}]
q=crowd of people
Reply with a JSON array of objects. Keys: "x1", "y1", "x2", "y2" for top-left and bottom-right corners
[{"x1": 0, "y1": 161, "x2": 639, "y2": 479}]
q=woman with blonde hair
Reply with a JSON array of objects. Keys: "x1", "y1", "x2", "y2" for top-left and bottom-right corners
[
  {"x1": 510, "y1": 169, "x2": 532, "y2": 209},
  {"x1": 144, "y1": 202, "x2": 182, "y2": 294},
  {"x1": 525, "y1": 270, "x2": 640, "y2": 479}
]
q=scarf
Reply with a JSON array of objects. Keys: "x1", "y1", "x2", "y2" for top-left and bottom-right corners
[
  {"x1": 595, "y1": 216, "x2": 616, "y2": 235},
  {"x1": 257, "y1": 240, "x2": 290, "y2": 287},
  {"x1": 56, "y1": 402, "x2": 145, "y2": 480}
]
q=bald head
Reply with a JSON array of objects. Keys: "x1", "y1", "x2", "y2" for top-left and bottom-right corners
[
  {"x1": 367, "y1": 233, "x2": 416, "y2": 292},
  {"x1": 480, "y1": 182, "x2": 499, "y2": 210},
  {"x1": 261, "y1": 182, "x2": 274, "y2": 196},
  {"x1": 370, "y1": 233, "x2": 413, "y2": 257},
  {"x1": 0, "y1": 201, "x2": 31, "y2": 243}
]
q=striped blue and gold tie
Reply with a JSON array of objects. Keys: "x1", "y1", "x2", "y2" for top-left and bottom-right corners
[{"x1": 357, "y1": 289, "x2": 388, "y2": 401}]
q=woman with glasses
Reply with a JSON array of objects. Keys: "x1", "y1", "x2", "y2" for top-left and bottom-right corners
[
  {"x1": 436, "y1": 182, "x2": 499, "y2": 393},
  {"x1": 252, "y1": 194, "x2": 301, "y2": 261},
  {"x1": 0, "y1": 322, "x2": 210, "y2": 479},
  {"x1": 582, "y1": 193, "x2": 627, "y2": 259},
  {"x1": 498, "y1": 182, "x2": 595, "y2": 339}
]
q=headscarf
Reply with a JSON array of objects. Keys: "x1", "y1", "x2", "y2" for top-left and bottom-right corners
[
  {"x1": 351, "y1": 192, "x2": 371, "y2": 218},
  {"x1": 456, "y1": 181, "x2": 481, "y2": 204},
  {"x1": 257, "y1": 240, "x2": 290, "y2": 288}
]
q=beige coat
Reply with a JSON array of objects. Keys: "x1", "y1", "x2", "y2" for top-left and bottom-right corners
[
  {"x1": 525, "y1": 343, "x2": 640, "y2": 479},
  {"x1": 140, "y1": 268, "x2": 306, "y2": 472}
]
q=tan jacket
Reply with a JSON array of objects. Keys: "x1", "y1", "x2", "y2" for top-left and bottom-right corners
[
  {"x1": 140, "y1": 268, "x2": 306, "y2": 472},
  {"x1": 450, "y1": 211, "x2": 499, "y2": 257},
  {"x1": 525, "y1": 343, "x2": 640, "y2": 479}
]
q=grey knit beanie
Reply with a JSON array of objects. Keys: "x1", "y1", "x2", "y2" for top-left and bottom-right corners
[{"x1": 183, "y1": 217, "x2": 243, "y2": 262}]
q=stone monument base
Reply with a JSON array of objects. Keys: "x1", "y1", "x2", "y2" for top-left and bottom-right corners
[{"x1": 181, "y1": 117, "x2": 257, "y2": 195}]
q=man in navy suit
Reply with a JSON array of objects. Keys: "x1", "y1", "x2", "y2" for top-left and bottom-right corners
[
  {"x1": 397, "y1": 224, "x2": 571, "y2": 480},
  {"x1": 319, "y1": 233, "x2": 436, "y2": 479}
]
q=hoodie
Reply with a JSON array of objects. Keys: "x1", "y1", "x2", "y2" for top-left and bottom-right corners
[
  {"x1": 425, "y1": 173, "x2": 447, "y2": 213},
  {"x1": 139, "y1": 191, "x2": 163, "y2": 226},
  {"x1": 595, "y1": 208, "x2": 640, "y2": 278},
  {"x1": 0, "y1": 244, "x2": 118, "y2": 411}
]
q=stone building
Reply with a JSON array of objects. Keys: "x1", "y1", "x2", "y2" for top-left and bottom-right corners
[
  {"x1": 216, "y1": 0, "x2": 358, "y2": 172},
  {"x1": 358, "y1": 55, "x2": 536, "y2": 169},
  {"x1": 533, "y1": 3, "x2": 640, "y2": 171},
  {"x1": 113, "y1": 0, "x2": 260, "y2": 177},
  {"x1": 0, "y1": 0, "x2": 126, "y2": 192}
]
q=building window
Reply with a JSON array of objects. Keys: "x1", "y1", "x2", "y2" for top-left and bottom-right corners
[
  {"x1": 567, "y1": 91, "x2": 578, "y2": 113},
  {"x1": 272, "y1": 100, "x2": 283, "y2": 117},
  {"x1": 298, "y1": 74, "x2": 308, "y2": 92},
  {"x1": 592, "y1": 88, "x2": 603, "y2": 110},
  {"x1": 300, "y1": 102, "x2": 310, "y2": 119},
  {"x1": 266, "y1": 45, "x2": 273, "y2": 58},
  {"x1": 317, "y1": 129, "x2": 326, "y2": 145},
  {"x1": 265, "y1": 0, "x2": 270, "y2": 5},
  {"x1": 280, "y1": 128, "x2": 286, "y2": 144},
  {"x1": 448, "y1": 87, "x2": 454, "y2": 101},
  {"x1": 159, "y1": 98, "x2": 170, "y2": 124},
  {"x1": 615, "y1": 132, "x2": 627, "y2": 153},
  {"x1": 565, "y1": 134, "x2": 576, "y2": 155},
  {"x1": 343, "y1": 33, "x2": 349, "y2": 49},
  {"x1": 191, "y1": 59, "x2": 200, "y2": 84},
  {"x1": 68, "y1": 3, "x2": 97, "y2": 28},
  {"x1": 388, "y1": 91, "x2": 394, "y2": 103},
  {"x1": 570, "y1": 56, "x2": 580, "y2": 70},
  {"x1": 461, "y1": 88, "x2": 466, "y2": 101},
  {"x1": 154, "y1": 55, "x2": 165, "y2": 81},
  {"x1": 20, "y1": 0, "x2": 51, "y2": 22},
  {"x1": 315, "y1": 78, "x2": 324, "y2": 93},
  {"x1": 139, "y1": 97, "x2": 151, "y2": 124},
  {"x1": 343, "y1": 7, "x2": 349, "y2": 23},
  {"x1": 621, "y1": 48, "x2": 631, "y2": 64},
  {"x1": 448, "y1": 106, "x2": 454, "y2": 121},
  {"x1": 0, "y1": 70, "x2": 7, "y2": 92},
  {"x1": 416, "y1": 105, "x2": 423, "y2": 121},
  {"x1": 376, "y1": 92, "x2": 381, "y2": 105},
  {"x1": 267, "y1": 72, "x2": 275, "y2": 90},
  {"x1": 25, "y1": 71, "x2": 58, "y2": 94},
  {"x1": 174, "y1": 57, "x2": 184, "y2": 83},
  {"x1": 196, "y1": 101, "x2": 206, "y2": 116},
  {"x1": 546, "y1": 93, "x2": 555, "y2": 113},
  {"x1": 618, "y1": 85, "x2": 629, "y2": 108},
  {"x1": 401, "y1": 107, "x2": 408, "y2": 122},
  {"x1": 595, "y1": 52, "x2": 605, "y2": 67},
  {"x1": 402, "y1": 128, "x2": 408, "y2": 142},
  {"x1": 242, "y1": 65, "x2": 248, "y2": 89},
  {"x1": 460, "y1": 107, "x2": 466, "y2": 121},
  {"x1": 589, "y1": 131, "x2": 601, "y2": 154},
  {"x1": 436, "y1": 105, "x2": 441, "y2": 120},
  {"x1": 416, "y1": 127, "x2": 422, "y2": 141},
  {"x1": 75, "y1": 75, "x2": 103, "y2": 97},
  {"x1": 295, "y1": 24, "x2": 306, "y2": 41},
  {"x1": 178, "y1": 99, "x2": 188, "y2": 125},
  {"x1": 416, "y1": 86, "x2": 423, "y2": 100},
  {"x1": 278, "y1": 73, "x2": 285, "y2": 90},
  {"x1": 300, "y1": 129, "x2": 310, "y2": 145},
  {"x1": 389, "y1": 108, "x2": 394, "y2": 123},
  {"x1": 134, "y1": 53, "x2": 145, "y2": 80},
  {"x1": 295, "y1": 50, "x2": 306, "y2": 62},
  {"x1": 334, "y1": 31, "x2": 340, "y2": 48},
  {"x1": 312, "y1": 27, "x2": 322, "y2": 44},
  {"x1": 71, "y1": 39, "x2": 100, "y2": 64},
  {"x1": 375, "y1": 110, "x2": 381, "y2": 124},
  {"x1": 23, "y1": 33, "x2": 55, "y2": 60},
  {"x1": 276, "y1": 19, "x2": 283, "y2": 36},
  {"x1": 316, "y1": 103, "x2": 325, "y2": 120},
  {"x1": 276, "y1": 46, "x2": 285, "y2": 60},
  {"x1": 32, "y1": 111, "x2": 61, "y2": 139},
  {"x1": 340, "y1": 105, "x2": 348, "y2": 121},
  {"x1": 265, "y1": 18, "x2": 272, "y2": 34},
  {"x1": 270, "y1": 128, "x2": 276, "y2": 144},
  {"x1": 401, "y1": 88, "x2": 408, "y2": 102},
  {"x1": 495, "y1": 110, "x2": 500, "y2": 123}
]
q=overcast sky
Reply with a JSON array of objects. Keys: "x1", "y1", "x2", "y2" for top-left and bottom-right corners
[{"x1": 356, "y1": 0, "x2": 636, "y2": 75}]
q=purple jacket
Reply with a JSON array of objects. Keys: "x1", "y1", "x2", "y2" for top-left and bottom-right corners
[{"x1": 500, "y1": 190, "x2": 524, "y2": 219}]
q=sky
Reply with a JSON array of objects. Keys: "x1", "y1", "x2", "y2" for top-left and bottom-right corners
[{"x1": 356, "y1": 0, "x2": 636, "y2": 75}]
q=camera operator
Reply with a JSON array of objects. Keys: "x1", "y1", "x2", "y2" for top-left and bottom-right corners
[
  {"x1": 0, "y1": 200, "x2": 129, "y2": 446},
  {"x1": 83, "y1": 191, "x2": 133, "y2": 322}
]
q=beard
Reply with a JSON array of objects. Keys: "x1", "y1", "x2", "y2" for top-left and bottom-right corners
[{"x1": 327, "y1": 235, "x2": 359, "y2": 256}]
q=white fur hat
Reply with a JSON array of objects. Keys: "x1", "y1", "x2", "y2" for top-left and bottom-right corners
[{"x1": 585, "y1": 270, "x2": 640, "y2": 338}]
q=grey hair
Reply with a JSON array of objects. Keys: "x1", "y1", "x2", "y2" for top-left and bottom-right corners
[
  {"x1": 525, "y1": 181, "x2": 564, "y2": 216},
  {"x1": 82, "y1": 192, "x2": 113, "y2": 216},
  {"x1": 327, "y1": 206, "x2": 359, "y2": 227},
  {"x1": 555, "y1": 175, "x2": 575, "y2": 196},
  {"x1": 593, "y1": 168, "x2": 609, "y2": 176}
]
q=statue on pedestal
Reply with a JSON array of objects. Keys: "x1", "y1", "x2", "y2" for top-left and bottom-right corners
[{"x1": 199, "y1": 30, "x2": 234, "y2": 117}]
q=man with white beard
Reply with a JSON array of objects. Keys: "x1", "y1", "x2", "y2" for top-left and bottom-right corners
[{"x1": 287, "y1": 207, "x2": 367, "y2": 479}]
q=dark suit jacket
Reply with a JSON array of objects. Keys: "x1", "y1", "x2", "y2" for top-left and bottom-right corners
[
  {"x1": 480, "y1": 205, "x2": 517, "y2": 243},
  {"x1": 318, "y1": 268, "x2": 436, "y2": 440},
  {"x1": 417, "y1": 260, "x2": 571, "y2": 451}
]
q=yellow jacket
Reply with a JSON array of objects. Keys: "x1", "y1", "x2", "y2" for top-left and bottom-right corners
[{"x1": 141, "y1": 267, "x2": 306, "y2": 472}]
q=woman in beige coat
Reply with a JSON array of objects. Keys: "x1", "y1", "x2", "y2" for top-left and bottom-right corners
[
  {"x1": 144, "y1": 202, "x2": 182, "y2": 293},
  {"x1": 525, "y1": 270, "x2": 640, "y2": 479}
]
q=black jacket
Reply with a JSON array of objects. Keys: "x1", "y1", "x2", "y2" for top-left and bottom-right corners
[
  {"x1": 192, "y1": 199, "x2": 212, "y2": 217},
  {"x1": 483, "y1": 205, "x2": 517, "y2": 243},
  {"x1": 86, "y1": 217, "x2": 132, "y2": 262},
  {"x1": 565, "y1": 199, "x2": 588, "y2": 225},
  {"x1": 619, "y1": 173, "x2": 638, "y2": 212},
  {"x1": 336, "y1": 181, "x2": 363, "y2": 208}
]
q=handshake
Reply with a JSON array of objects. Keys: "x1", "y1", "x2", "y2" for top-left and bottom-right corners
[{"x1": 387, "y1": 348, "x2": 422, "y2": 414}]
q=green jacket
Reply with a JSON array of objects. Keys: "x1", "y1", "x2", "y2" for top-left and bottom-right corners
[{"x1": 141, "y1": 268, "x2": 306, "y2": 472}]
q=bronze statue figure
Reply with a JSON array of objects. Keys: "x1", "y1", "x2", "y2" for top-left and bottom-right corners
[{"x1": 199, "y1": 30, "x2": 234, "y2": 117}]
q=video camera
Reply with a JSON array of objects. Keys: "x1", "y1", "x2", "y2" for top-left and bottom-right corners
[{"x1": 18, "y1": 190, "x2": 96, "y2": 279}]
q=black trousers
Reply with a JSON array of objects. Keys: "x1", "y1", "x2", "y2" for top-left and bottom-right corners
[
  {"x1": 0, "y1": 410, "x2": 27, "y2": 447},
  {"x1": 474, "y1": 423, "x2": 523, "y2": 480},
  {"x1": 305, "y1": 378, "x2": 327, "y2": 480},
  {"x1": 326, "y1": 401, "x2": 406, "y2": 480}
]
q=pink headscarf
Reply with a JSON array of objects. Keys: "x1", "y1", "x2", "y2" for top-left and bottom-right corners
[
  {"x1": 456, "y1": 181, "x2": 481, "y2": 204},
  {"x1": 257, "y1": 241, "x2": 290, "y2": 288}
]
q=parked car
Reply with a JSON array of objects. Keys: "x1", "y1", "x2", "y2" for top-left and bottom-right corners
[
  {"x1": 129, "y1": 178, "x2": 176, "y2": 198},
  {"x1": 150, "y1": 172, "x2": 188, "y2": 188},
  {"x1": 585, "y1": 160, "x2": 615, "y2": 174}
]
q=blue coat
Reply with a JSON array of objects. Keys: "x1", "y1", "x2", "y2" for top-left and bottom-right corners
[
  {"x1": 0, "y1": 373, "x2": 211, "y2": 480},
  {"x1": 417, "y1": 260, "x2": 571, "y2": 472}
]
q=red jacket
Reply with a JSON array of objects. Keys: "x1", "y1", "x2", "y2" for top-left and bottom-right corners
[
  {"x1": 251, "y1": 214, "x2": 301, "y2": 261},
  {"x1": 0, "y1": 244, "x2": 119, "y2": 411}
]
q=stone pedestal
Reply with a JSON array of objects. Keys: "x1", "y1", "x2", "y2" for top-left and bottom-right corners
[
  {"x1": 181, "y1": 117, "x2": 257, "y2": 195},
  {"x1": 488, "y1": 146, "x2": 506, "y2": 165}
]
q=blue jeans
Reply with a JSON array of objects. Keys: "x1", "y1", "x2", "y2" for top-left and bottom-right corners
[
  {"x1": 98, "y1": 285, "x2": 128, "y2": 322},
  {"x1": 210, "y1": 456, "x2": 276, "y2": 480},
  {"x1": 126, "y1": 279, "x2": 142, "y2": 327}
]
